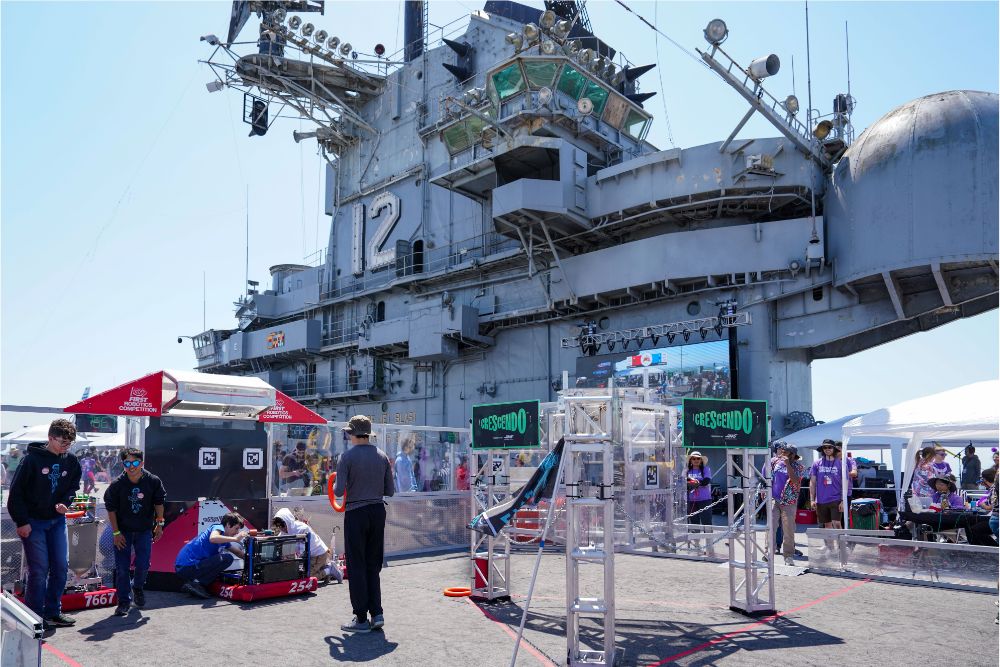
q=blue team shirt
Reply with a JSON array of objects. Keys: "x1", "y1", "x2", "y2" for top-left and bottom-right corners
[{"x1": 175, "y1": 524, "x2": 226, "y2": 569}]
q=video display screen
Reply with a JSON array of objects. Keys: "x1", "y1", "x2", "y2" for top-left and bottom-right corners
[{"x1": 574, "y1": 339, "x2": 732, "y2": 400}]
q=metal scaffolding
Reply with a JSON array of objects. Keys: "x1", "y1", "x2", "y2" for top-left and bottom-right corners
[
  {"x1": 470, "y1": 451, "x2": 512, "y2": 602},
  {"x1": 726, "y1": 448, "x2": 775, "y2": 616}
]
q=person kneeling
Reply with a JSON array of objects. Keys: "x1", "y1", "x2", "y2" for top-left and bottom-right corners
[
  {"x1": 174, "y1": 513, "x2": 247, "y2": 599},
  {"x1": 272, "y1": 508, "x2": 340, "y2": 583}
]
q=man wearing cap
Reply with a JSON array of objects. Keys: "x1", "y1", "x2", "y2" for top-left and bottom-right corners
[
  {"x1": 333, "y1": 415, "x2": 394, "y2": 633},
  {"x1": 771, "y1": 443, "x2": 806, "y2": 565},
  {"x1": 809, "y1": 439, "x2": 850, "y2": 530}
]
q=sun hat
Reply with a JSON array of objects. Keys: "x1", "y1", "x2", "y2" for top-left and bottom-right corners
[
  {"x1": 928, "y1": 474, "x2": 958, "y2": 493},
  {"x1": 342, "y1": 415, "x2": 372, "y2": 437}
]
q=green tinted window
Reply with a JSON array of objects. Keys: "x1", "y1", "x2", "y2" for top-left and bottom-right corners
[
  {"x1": 582, "y1": 80, "x2": 609, "y2": 116},
  {"x1": 557, "y1": 65, "x2": 587, "y2": 99},
  {"x1": 443, "y1": 123, "x2": 471, "y2": 153},
  {"x1": 466, "y1": 115, "x2": 487, "y2": 137},
  {"x1": 523, "y1": 61, "x2": 559, "y2": 88},
  {"x1": 624, "y1": 109, "x2": 649, "y2": 139},
  {"x1": 491, "y1": 63, "x2": 526, "y2": 100}
]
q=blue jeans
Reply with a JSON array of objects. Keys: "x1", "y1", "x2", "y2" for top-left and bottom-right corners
[
  {"x1": 114, "y1": 530, "x2": 152, "y2": 605},
  {"x1": 989, "y1": 515, "x2": 998, "y2": 538},
  {"x1": 22, "y1": 516, "x2": 68, "y2": 618},
  {"x1": 175, "y1": 552, "x2": 234, "y2": 586}
]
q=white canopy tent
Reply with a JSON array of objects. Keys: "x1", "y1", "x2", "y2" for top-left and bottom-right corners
[
  {"x1": 1, "y1": 425, "x2": 98, "y2": 454},
  {"x1": 841, "y1": 380, "x2": 1000, "y2": 523},
  {"x1": 784, "y1": 413, "x2": 909, "y2": 509}
]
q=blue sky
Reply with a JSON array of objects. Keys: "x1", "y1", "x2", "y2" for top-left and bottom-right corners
[{"x1": 1, "y1": 1, "x2": 997, "y2": 432}]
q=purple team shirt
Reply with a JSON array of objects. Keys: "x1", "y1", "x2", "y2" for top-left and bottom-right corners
[
  {"x1": 687, "y1": 466, "x2": 712, "y2": 502},
  {"x1": 930, "y1": 490, "x2": 964, "y2": 508},
  {"x1": 810, "y1": 458, "x2": 849, "y2": 504}
]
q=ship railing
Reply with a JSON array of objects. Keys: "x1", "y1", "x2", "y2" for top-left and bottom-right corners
[
  {"x1": 281, "y1": 370, "x2": 380, "y2": 398},
  {"x1": 321, "y1": 232, "x2": 521, "y2": 301}
]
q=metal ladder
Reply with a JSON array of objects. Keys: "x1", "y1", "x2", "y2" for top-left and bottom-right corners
[{"x1": 563, "y1": 394, "x2": 618, "y2": 666}]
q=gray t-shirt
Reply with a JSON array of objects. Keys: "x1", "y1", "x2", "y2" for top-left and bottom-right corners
[{"x1": 333, "y1": 443, "x2": 394, "y2": 511}]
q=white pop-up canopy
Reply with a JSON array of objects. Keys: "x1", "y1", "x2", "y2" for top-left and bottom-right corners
[
  {"x1": 841, "y1": 380, "x2": 1000, "y2": 519},
  {"x1": 785, "y1": 413, "x2": 909, "y2": 508}
]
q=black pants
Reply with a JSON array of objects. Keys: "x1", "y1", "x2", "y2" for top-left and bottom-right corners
[
  {"x1": 688, "y1": 500, "x2": 713, "y2": 527},
  {"x1": 344, "y1": 503, "x2": 386, "y2": 619}
]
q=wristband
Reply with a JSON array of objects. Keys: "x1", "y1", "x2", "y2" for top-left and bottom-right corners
[
  {"x1": 155, "y1": 519, "x2": 165, "y2": 526},
  {"x1": 113, "y1": 530, "x2": 121, "y2": 536}
]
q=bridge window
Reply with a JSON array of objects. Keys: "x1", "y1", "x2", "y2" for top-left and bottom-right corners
[
  {"x1": 557, "y1": 64, "x2": 587, "y2": 99},
  {"x1": 491, "y1": 62, "x2": 525, "y2": 100},
  {"x1": 623, "y1": 109, "x2": 649, "y2": 140},
  {"x1": 582, "y1": 79, "x2": 609, "y2": 116},
  {"x1": 523, "y1": 61, "x2": 559, "y2": 88},
  {"x1": 443, "y1": 122, "x2": 472, "y2": 153}
]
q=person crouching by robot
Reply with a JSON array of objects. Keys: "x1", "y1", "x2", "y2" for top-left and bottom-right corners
[
  {"x1": 104, "y1": 447, "x2": 166, "y2": 616},
  {"x1": 271, "y1": 508, "x2": 341, "y2": 583},
  {"x1": 174, "y1": 513, "x2": 248, "y2": 599}
]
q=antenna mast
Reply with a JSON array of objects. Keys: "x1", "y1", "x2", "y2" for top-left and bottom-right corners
[
  {"x1": 805, "y1": 1, "x2": 813, "y2": 130},
  {"x1": 845, "y1": 21, "x2": 851, "y2": 100},
  {"x1": 245, "y1": 185, "x2": 249, "y2": 294}
]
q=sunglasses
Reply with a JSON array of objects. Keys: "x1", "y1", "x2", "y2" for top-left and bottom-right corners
[
  {"x1": 123, "y1": 460, "x2": 142, "y2": 469},
  {"x1": 935, "y1": 452, "x2": 947, "y2": 456}
]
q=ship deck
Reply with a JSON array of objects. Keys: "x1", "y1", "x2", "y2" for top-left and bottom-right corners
[{"x1": 34, "y1": 547, "x2": 998, "y2": 667}]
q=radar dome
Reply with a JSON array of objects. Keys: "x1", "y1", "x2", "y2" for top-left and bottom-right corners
[{"x1": 826, "y1": 90, "x2": 998, "y2": 288}]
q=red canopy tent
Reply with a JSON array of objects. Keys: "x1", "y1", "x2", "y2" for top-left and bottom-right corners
[{"x1": 64, "y1": 370, "x2": 324, "y2": 424}]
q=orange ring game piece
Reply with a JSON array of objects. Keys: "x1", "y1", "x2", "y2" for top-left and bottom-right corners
[
  {"x1": 327, "y1": 473, "x2": 346, "y2": 513},
  {"x1": 443, "y1": 587, "x2": 472, "y2": 597}
]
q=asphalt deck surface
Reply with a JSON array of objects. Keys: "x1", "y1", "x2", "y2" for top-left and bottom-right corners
[{"x1": 34, "y1": 547, "x2": 999, "y2": 667}]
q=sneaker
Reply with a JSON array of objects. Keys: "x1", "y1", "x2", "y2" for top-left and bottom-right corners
[
  {"x1": 784, "y1": 557, "x2": 795, "y2": 566},
  {"x1": 132, "y1": 588, "x2": 146, "y2": 608},
  {"x1": 113, "y1": 604, "x2": 130, "y2": 617},
  {"x1": 181, "y1": 581, "x2": 212, "y2": 600},
  {"x1": 44, "y1": 614, "x2": 76, "y2": 628},
  {"x1": 371, "y1": 614, "x2": 384, "y2": 630},
  {"x1": 793, "y1": 549, "x2": 804, "y2": 557},
  {"x1": 341, "y1": 616, "x2": 371, "y2": 633}
]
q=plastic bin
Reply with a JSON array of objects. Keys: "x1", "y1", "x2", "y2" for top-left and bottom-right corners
[{"x1": 795, "y1": 509, "x2": 817, "y2": 525}]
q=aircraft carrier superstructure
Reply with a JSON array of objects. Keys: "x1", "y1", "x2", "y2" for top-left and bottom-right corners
[{"x1": 195, "y1": 1, "x2": 999, "y2": 434}]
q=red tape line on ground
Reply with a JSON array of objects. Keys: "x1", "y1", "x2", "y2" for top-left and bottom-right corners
[
  {"x1": 646, "y1": 578, "x2": 872, "y2": 666},
  {"x1": 464, "y1": 597, "x2": 557, "y2": 667},
  {"x1": 42, "y1": 642, "x2": 83, "y2": 667}
]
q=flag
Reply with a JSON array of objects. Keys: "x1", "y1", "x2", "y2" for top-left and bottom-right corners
[{"x1": 468, "y1": 438, "x2": 565, "y2": 537}]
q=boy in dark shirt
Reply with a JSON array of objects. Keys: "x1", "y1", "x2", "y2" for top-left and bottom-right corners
[
  {"x1": 5, "y1": 419, "x2": 82, "y2": 628},
  {"x1": 104, "y1": 447, "x2": 166, "y2": 616},
  {"x1": 334, "y1": 415, "x2": 394, "y2": 632}
]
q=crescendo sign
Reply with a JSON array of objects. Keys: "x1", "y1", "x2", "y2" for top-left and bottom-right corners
[
  {"x1": 471, "y1": 400, "x2": 540, "y2": 450},
  {"x1": 682, "y1": 398, "x2": 768, "y2": 449}
]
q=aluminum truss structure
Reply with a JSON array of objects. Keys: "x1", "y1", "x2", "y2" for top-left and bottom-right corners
[
  {"x1": 560, "y1": 393, "x2": 619, "y2": 666},
  {"x1": 469, "y1": 452, "x2": 512, "y2": 602},
  {"x1": 560, "y1": 310, "x2": 752, "y2": 351},
  {"x1": 726, "y1": 448, "x2": 775, "y2": 616}
]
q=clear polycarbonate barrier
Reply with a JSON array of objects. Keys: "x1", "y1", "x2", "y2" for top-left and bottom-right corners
[
  {"x1": 807, "y1": 528, "x2": 999, "y2": 592},
  {"x1": 269, "y1": 423, "x2": 470, "y2": 498}
]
